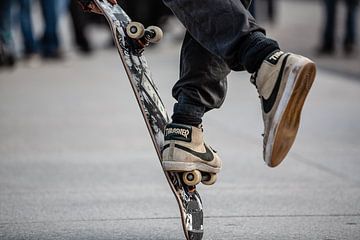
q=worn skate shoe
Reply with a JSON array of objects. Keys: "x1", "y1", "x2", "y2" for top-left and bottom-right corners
[
  {"x1": 252, "y1": 50, "x2": 316, "y2": 167},
  {"x1": 162, "y1": 123, "x2": 221, "y2": 174}
]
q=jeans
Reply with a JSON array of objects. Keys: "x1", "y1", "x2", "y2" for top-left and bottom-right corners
[
  {"x1": 18, "y1": 0, "x2": 37, "y2": 55},
  {"x1": 39, "y1": 0, "x2": 59, "y2": 56},
  {"x1": 0, "y1": 0, "x2": 13, "y2": 48},
  {"x1": 69, "y1": 0, "x2": 90, "y2": 49},
  {"x1": 344, "y1": 0, "x2": 358, "y2": 46},
  {"x1": 162, "y1": 0, "x2": 279, "y2": 125}
]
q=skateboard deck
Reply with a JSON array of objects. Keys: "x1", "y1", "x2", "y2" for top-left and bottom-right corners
[{"x1": 92, "y1": 1, "x2": 204, "y2": 239}]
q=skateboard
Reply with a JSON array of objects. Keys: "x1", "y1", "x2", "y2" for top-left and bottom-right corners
[{"x1": 92, "y1": 1, "x2": 204, "y2": 239}]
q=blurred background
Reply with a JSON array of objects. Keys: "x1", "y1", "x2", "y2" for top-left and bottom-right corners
[
  {"x1": 0, "y1": 0, "x2": 359, "y2": 75},
  {"x1": 0, "y1": 0, "x2": 359, "y2": 239}
]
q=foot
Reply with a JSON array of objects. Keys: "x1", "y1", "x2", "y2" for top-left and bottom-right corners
[
  {"x1": 252, "y1": 50, "x2": 316, "y2": 167},
  {"x1": 162, "y1": 123, "x2": 221, "y2": 174}
]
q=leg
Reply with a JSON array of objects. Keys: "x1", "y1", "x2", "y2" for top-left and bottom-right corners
[
  {"x1": 320, "y1": 0, "x2": 336, "y2": 53},
  {"x1": 171, "y1": 32, "x2": 231, "y2": 125},
  {"x1": 0, "y1": 0, "x2": 12, "y2": 46},
  {"x1": 39, "y1": 0, "x2": 61, "y2": 58},
  {"x1": 0, "y1": 0, "x2": 16, "y2": 66},
  {"x1": 344, "y1": 0, "x2": 358, "y2": 54},
  {"x1": 162, "y1": 32, "x2": 230, "y2": 181},
  {"x1": 267, "y1": 0, "x2": 276, "y2": 23},
  {"x1": 69, "y1": 0, "x2": 92, "y2": 53},
  {"x1": 162, "y1": 0, "x2": 316, "y2": 171},
  {"x1": 162, "y1": 0, "x2": 279, "y2": 73},
  {"x1": 19, "y1": 0, "x2": 37, "y2": 56}
]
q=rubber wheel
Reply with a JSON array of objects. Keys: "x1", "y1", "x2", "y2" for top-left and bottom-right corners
[
  {"x1": 146, "y1": 26, "x2": 163, "y2": 43},
  {"x1": 126, "y1": 22, "x2": 145, "y2": 39},
  {"x1": 201, "y1": 173, "x2": 217, "y2": 185},
  {"x1": 183, "y1": 170, "x2": 202, "y2": 186}
]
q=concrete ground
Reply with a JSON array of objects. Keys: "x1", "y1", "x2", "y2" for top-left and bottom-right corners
[{"x1": 1, "y1": 0, "x2": 360, "y2": 239}]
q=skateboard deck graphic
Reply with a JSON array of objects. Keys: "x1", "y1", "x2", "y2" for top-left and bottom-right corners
[{"x1": 92, "y1": 1, "x2": 204, "y2": 239}]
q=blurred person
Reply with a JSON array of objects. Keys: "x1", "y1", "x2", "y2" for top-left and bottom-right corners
[
  {"x1": 69, "y1": 0, "x2": 93, "y2": 54},
  {"x1": 266, "y1": 0, "x2": 276, "y2": 23},
  {"x1": 0, "y1": 0, "x2": 16, "y2": 67},
  {"x1": 1, "y1": 0, "x2": 62, "y2": 64},
  {"x1": 17, "y1": 0, "x2": 38, "y2": 59},
  {"x1": 57, "y1": 0, "x2": 70, "y2": 15},
  {"x1": 38, "y1": 0, "x2": 62, "y2": 59},
  {"x1": 250, "y1": 0, "x2": 277, "y2": 23},
  {"x1": 319, "y1": 0, "x2": 359, "y2": 55},
  {"x1": 17, "y1": 0, "x2": 63, "y2": 59},
  {"x1": 80, "y1": 0, "x2": 316, "y2": 175}
]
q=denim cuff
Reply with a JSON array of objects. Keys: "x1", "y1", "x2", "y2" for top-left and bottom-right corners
[{"x1": 171, "y1": 94, "x2": 206, "y2": 126}]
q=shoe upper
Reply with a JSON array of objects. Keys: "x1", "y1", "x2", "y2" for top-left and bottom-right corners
[
  {"x1": 252, "y1": 51, "x2": 287, "y2": 102},
  {"x1": 162, "y1": 123, "x2": 221, "y2": 169},
  {"x1": 252, "y1": 50, "x2": 315, "y2": 167},
  {"x1": 251, "y1": 51, "x2": 290, "y2": 141}
]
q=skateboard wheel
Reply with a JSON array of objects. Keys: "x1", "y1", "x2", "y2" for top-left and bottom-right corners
[
  {"x1": 201, "y1": 173, "x2": 217, "y2": 185},
  {"x1": 126, "y1": 22, "x2": 145, "y2": 39},
  {"x1": 146, "y1": 26, "x2": 163, "y2": 43},
  {"x1": 183, "y1": 170, "x2": 202, "y2": 186}
]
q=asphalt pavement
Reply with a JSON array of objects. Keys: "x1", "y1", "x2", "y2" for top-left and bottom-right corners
[{"x1": 1, "y1": 1, "x2": 360, "y2": 239}]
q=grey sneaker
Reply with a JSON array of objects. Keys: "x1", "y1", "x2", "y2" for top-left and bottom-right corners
[
  {"x1": 161, "y1": 123, "x2": 221, "y2": 173},
  {"x1": 252, "y1": 51, "x2": 316, "y2": 167}
]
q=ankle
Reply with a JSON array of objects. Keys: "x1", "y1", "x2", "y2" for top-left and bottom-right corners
[
  {"x1": 241, "y1": 31, "x2": 280, "y2": 73},
  {"x1": 172, "y1": 95, "x2": 205, "y2": 127},
  {"x1": 171, "y1": 117, "x2": 202, "y2": 127}
]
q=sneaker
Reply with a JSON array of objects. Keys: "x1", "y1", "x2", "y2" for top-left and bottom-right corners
[
  {"x1": 251, "y1": 51, "x2": 316, "y2": 167},
  {"x1": 161, "y1": 123, "x2": 221, "y2": 173}
]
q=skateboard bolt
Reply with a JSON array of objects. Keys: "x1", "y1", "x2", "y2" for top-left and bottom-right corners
[
  {"x1": 130, "y1": 26, "x2": 137, "y2": 34},
  {"x1": 187, "y1": 174, "x2": 194, "y2": 181}
]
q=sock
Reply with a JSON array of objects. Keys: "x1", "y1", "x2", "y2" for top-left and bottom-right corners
[{"x1": 240, "y1": 31, "x2": 280, "y2": 73}]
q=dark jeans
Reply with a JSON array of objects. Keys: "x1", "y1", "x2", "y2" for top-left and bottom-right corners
[
  {"x1": 39, "y1": 0, "x2": 60, "y2": 56},
  {"x1": 323, "y1": 0, "x2": 359, "y2": 49},
  {"x1": 69, "y1": 0, "x2": 90, "y2": 50},
  {"x1": 0, "y1": 0, "x2": 13, "y2": 48},
  {"x1": 18, "y1": 0, "x2": 37, "y2": 55},
  {"x1": 162, "y1": 0, "x2": 279, "y2": 125}
]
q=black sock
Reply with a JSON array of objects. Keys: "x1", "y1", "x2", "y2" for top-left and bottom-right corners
[
  {"x1": 240, "y1": 31, "x2": 280, "y2": 73},
  {"x1": 171, "y1": 95, "x2": 205, "y2": 127}
]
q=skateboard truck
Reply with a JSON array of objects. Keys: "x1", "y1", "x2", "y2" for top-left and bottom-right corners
[
  {"x1": 126, "y1": 22, "x2": 163, "y2": 48},
  {"x1": 182, "y1": 170, "x2": 217, "y2": 186}
]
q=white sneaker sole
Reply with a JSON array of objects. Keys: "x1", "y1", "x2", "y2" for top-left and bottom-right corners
[
  {"x1": 265, "y1": 58, "x2": 316, "y2": 167},
  {"x1": 162, "y1": 161, "x2": 221, "y2": 173}
]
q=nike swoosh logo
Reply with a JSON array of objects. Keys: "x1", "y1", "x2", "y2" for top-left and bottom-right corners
[
  {"x1": 162, "y1": 144, "x2": 214, "y2": 162},
  {"x1": 261, "y1": 54, "x2": 290, "y2": 114}
]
